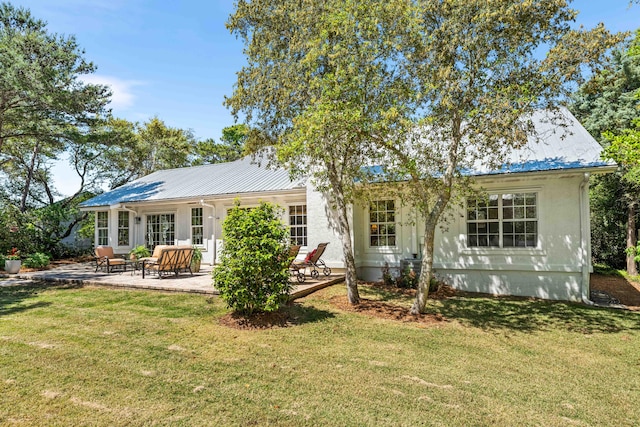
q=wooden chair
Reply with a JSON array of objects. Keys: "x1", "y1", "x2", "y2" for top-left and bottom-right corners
[{"x1": 94, "y1": 246, "x2": 126, "y2": 273}]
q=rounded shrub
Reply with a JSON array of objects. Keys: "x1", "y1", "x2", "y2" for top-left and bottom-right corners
[
  {"x1": 22, "y1": 252, "x2": 50, "y2": 268},
  {"x1": 213, "y1": 201, "x2": 292, "y2": 315}
]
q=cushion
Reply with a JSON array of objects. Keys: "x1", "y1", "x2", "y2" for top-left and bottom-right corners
[{"x1": 304, "y1": 249, "x2": 317, "y2": 263}]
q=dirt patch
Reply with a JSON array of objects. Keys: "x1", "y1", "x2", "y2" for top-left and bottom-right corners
[
  {"x1": 219, "y1": 310, "x2": 295, "y2": 330},
  {"x1": 590, "y1": 273, "x2": 640, "y2": 310}
]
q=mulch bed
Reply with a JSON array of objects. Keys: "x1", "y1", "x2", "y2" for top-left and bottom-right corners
[
  {"x1": 218, "y1": 310, "x2": 296, "y2": 330},
  {"x1": 590, "y1": 273, "x2": 640, "y2": 310},
  {"x1": 329, "y1": 283, "x2": 454, "y2": 326},
  {"x1": 219, "y1": 284, "x2": 455, "y2": 330}
]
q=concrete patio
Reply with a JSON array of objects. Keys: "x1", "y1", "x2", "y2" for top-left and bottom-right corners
[{"x1": 4, "y1": 262, "x2": 344, "y2": 300}]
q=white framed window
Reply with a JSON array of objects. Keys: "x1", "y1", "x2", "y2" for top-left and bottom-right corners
[
  {"x1": 146, "y1": 214, "x2": 175, "y2": 249},
  {"x1": 97, "y1": 211, "x2": 109, "y2": 246},
  {"x1": 369, "y1": 200, "x2": 396, "y2": 247},
  {"x1": 467, "y1": 192, "x2": 538, "y2": 248},
  {"x1": 191, "y1": 207, "x2": 204, "y2": 246},
  {"x1": 117, "y1": 211, "x2": 130, "y2": 246},
  {"x1": 289, "y1": 205, "x2": 307, "y2": 246}
]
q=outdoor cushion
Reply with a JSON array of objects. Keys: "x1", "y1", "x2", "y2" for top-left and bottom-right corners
[{"x1": 304, "y1": 249, "x2": 317, "y2": 263}]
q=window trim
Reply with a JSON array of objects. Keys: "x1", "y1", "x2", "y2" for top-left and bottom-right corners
[
  {"x1": 465, "y1": 191, "x2": 540, "y2": 250},
  {"x1": 191, "y1": 207, "x2": 204, "y2": 247},
  {"x1": 117, "y1": 211, "x2": 130, "y2": 247},
  {"x1": 365, "y1": 199, "x2": 401, "y2": 254},
  {"x1": 96, "y1": 211, "x2": 109, "y2": 246},
  {"x1": 145, "y1": 212, "x2": 176, "y2": 249},
  {"x1": 288, "y1": 204, "x2": 307, "y2": 247}
]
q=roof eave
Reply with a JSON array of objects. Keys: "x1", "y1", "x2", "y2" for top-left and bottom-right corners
[{"x1": 79, "y1": 186, "x2": 307, "y2": 211}]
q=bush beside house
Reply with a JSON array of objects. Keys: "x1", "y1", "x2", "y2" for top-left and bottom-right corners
[{"x1": 213, "y1": 201, "x2": 292, "y2": 315}]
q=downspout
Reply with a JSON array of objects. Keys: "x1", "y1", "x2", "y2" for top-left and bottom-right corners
[{"x1": 579, "y1": 173, "x2": 593, "y2": 305}]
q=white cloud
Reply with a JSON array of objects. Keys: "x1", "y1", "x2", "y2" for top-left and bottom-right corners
[{"x1": 81, "y1": 75, "x2": 145, "y2": 110}]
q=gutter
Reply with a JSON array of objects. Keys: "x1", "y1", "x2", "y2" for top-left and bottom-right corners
[{"x1": 579, "y1": 172, "x2": 593, "y2": 305}]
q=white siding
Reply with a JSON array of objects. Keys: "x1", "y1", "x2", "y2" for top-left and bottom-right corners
[{"x1": 355, "y1": 172, "x2": 591, "y2": 301}]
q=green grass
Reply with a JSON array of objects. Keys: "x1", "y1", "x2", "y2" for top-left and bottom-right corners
[{"x1": 1, "y1": 282, "x2": 640, "y2": 426}]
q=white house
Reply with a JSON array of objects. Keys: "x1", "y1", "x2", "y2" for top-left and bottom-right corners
[{"x1": 80, "y1": 109, "x2": 615, "y2": 302}]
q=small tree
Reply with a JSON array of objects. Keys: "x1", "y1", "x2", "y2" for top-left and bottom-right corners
[{"x1": 214, "y1": 201, "x2": 292, "y2": 315}]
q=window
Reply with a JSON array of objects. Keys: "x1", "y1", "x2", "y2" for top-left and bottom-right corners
[
  {"x1": 191, "y1": 207, "x2": 204, "y2": 246},
  {"x1": 369, "y1": 200, "x2": 396, "y2": 247},
  {"x1": 97, "y1": 211, "x2": 109, "y2": 246},
  {"x1": 146, "y1": 214, "x2": 175, "y2": 248},
  {"x1": 467, "y1": 192, "x2": 537, "y2": 248},
  {"x1": 117, "y1": 211, "x2": 129, "y2": 246},
  {"x1": 289, "y1": 205, "x2": 307, "y2": 246}
]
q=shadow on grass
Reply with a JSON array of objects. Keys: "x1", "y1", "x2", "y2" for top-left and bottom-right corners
[
  {"x1": 219, "y1": 302, "x2": 336, "y2": 330},
  {"x1": 361, "y1": 285, "x2": 640, "y2": 334},
  {"x1": 436, "y1": 296, "x2": 640, "y2": 334},
  {"x1": 0, "y1": 281, "x2": 83, "y2": 317}
]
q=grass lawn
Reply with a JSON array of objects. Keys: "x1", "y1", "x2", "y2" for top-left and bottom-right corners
[{"x1": 1, "y1": 281, "x2": 639, "y2": 426}]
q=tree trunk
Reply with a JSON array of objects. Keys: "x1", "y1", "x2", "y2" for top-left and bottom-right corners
[
  {"x1": 411, "y1": 219, "x2": 436, "y2": 314},
  {"x1": 334, "y1": 195, "x2": 360, "y2": 304},
  {"x1": 20, "y1": 143, "x2": 40, "y2": 213},
  {"x1": 626, "y1": 203, "x2": 638, "y2": 276}
]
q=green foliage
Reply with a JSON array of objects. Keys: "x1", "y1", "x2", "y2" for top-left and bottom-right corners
[
  {"x1": 0, "y1": 2, "x2": 110, "y2": 208},
  {"x1": 22, "y1": 252, "x2": 50, "y2": 268},
  {"x1": 129, "y1": 245, "x2": 151, "y2": 259},
  {"x1": 192, "y1": 124, "x2": 247, "y2": 165},
  {"x1": 227, "y1": 0, "x2": 622, "y2": 313},
  {"x1": 213, "y1": 201, "x2": 292, "y2": 314},
  {"x1": 0, "y1": 254, "x2": 5, "y2": 270},
  {"x1": 191, "y1": 246, "x2": 202, "y2": 263},
  {"x1": 590, "y1": 174, "x2": 628, "y2": 269},
  {"x1": 572, "y1": 29, "x2": 640, "y2": 271}
]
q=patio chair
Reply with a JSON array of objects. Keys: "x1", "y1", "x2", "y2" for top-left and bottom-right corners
[
  {"x1": 290, "y1": 242, "x2": 331, "y2": 283},
  {"x1": 94, "y1": 246, "x2": 126, "y2": 273},
  {"x1": 142, "y1": 245, "x2": 194, "y2": 279},
  {"x1": 287, "y1": 245, "x2": 305, "y2": 282}
]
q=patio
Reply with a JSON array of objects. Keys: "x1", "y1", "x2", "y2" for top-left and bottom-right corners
[{"x1": 7, "y1": 262, "x2": 344, "y2": 300}]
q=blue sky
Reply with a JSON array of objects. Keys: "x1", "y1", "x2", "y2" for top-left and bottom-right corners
[{"x1": 16, "y1": 0, "x2": 639, "y2": 196}]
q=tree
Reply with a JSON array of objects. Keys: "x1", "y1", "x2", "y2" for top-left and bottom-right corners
[
  {"x1": 226, "y1": 0, "x2": 411, "y2": 304},
  {"x1": 0, "y1": 3, "x2": 110, "y2": 256},
  {"x1": 193, "y1": 124, "x2": 247, "y2": 165},
  {"x1": 0, "y1": 2, "x2": 110, "y2": 166},
  {"x1": 370, "y1": 0, "x2": 621, "y2": 314},
  {"x1": 226, "y1": 0, "x2": 620, "y2": 313},
  {"x1": 572, "y1": 29, "x2": 640, "y2": 274},
  {"x1": 213, "y1": 201, "x2": 292, "y2": 315}
]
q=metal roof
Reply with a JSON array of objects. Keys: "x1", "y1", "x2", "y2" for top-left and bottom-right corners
[
  {"x1": 81, "y1": 109, "x2": 612, "y2": 209},
  {"x1": 81, "y1": 154, "x2": 305, "y2": 208},
  {"x1": 472, "y1": 107, "x2": 614, "y2": 175}
]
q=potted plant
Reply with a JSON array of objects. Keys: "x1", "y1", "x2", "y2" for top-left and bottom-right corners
[
  {"x1": 129, "y1": 245, "x2": 150, "y2": 260},
  {"x1": 191, "y1": 246, "x2": 202, "y2": 273},
  {"x1": 5, "y1": 247, "x2": 21, "y2": 274}
]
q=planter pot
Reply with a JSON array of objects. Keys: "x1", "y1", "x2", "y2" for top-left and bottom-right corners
[
  {"x1": 4, "y1": 260, "x2": 21, "y2": 274},
  {"x1": 191, "y1": 261, "x2": 201, "y2": 273}
]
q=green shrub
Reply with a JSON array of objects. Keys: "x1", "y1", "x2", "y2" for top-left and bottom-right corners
[
  {"x1": 0, "y1": 254, "x2": 6, "y2": 271},
  {"x1": 23, "y1": 252, "x2": 50, "y2": 268},
  {"x1": 397, "y1": 265, "x2": 418, "y2": 289},
  {"x1": 213, "y1": 201, "x2": 292, "y2": 315},
  {"x1": 129, "y1": 245, "x2": 151, "y2": 259}
]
